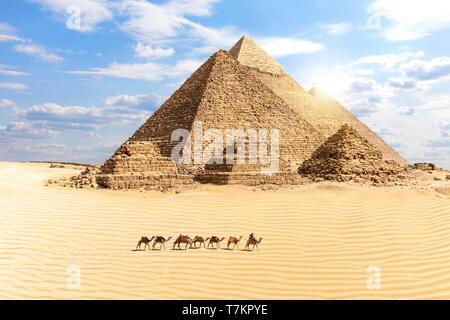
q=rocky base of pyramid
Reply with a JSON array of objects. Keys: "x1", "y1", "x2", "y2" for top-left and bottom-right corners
[
  {"x1": 299, "y1": 169, "x2": 412, "y2": 185},
  {"x1": 193, "y1": 144, "x2": 304, "y2": 185},
  {"x1": 298, "y1": 125, "x2": 412, "y2": 185},
  {"x1": 46, "y1": 165, "x2": 102, "y2": 189},
  {"x1": 196, "y1": 172, "x2": 304, "y2": 186},
  {"x1": 96, "y1": 173, "x2": 193, "y2": 190}
]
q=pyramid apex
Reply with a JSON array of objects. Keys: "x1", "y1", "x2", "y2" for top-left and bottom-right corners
[{"x1": 229, "y1": 36, "x2": 282, "y2": 75}]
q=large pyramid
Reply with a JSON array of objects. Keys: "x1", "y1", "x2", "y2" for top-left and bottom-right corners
[
  {"x1": 298, "y1": 124, "x2": 409, "y2": 184},
  {"x1": 97, "y1": 49, "x2": 325, "y2": 188},
  {"x1": 229, "y1": 36, "x2": 408, "y2": 165}
]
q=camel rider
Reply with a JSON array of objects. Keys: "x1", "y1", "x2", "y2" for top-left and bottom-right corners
[{"x1": 249, "y1": 233, "x2": 256, "y2": 242}]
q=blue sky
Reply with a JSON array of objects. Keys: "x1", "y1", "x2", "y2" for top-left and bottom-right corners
[{"x1": 0, "y1": 0, "x2": 449, "y2": 168}]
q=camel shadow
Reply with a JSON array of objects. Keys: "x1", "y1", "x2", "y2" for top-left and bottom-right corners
[{"x1": 131, "y1": 249, "x2": 146, "y2": 252}]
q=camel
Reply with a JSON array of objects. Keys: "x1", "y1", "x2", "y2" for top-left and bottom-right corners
[
  {"x1": 245, "y1": 237, "x2": 263, "y2": 251},
  {"x1": 136, "y1": 236, "x2": 155, "y2": 251},
  {"x1": 227, "y1": 236, "x2": 243, "y2": 250},
  {"x1": 152, "y1": 236, "x2": 172, "y2": 250},
  {"x1": 173, "y1": 234, "x2": 193, "y2": 250},
  {"x1": 207, "y1": 236, "x2": 225, "y2": 248},
  {"x1": 192, "y1": 236, "x2": 210, "y2": 248}
]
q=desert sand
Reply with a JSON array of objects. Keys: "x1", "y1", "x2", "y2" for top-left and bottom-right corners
[{"x1": 1, "y1": 161, "x2": 450, "y2": 299}]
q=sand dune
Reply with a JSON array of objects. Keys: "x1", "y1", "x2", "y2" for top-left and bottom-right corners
[{"x1": 0, "y1": 161, "x2": 449, "y2": 299}]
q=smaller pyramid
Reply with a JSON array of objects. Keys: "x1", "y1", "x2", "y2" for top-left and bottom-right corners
[
  {"x1": 298, "y1": 125, "x2": 409, "y2": 184},
  {"x1": 96, "y1": 141, "x2": 192, "y2": 189},
  {"x1": 308, "y1": 87, "x2": 408, "y2": 166}
]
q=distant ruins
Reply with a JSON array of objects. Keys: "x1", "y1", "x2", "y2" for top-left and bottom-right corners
[{"x1": 70, "y1": 36, "x2": 411, "y2": 189}]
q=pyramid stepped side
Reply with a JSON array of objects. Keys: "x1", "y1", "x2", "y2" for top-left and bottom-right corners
[
  {"x1": 96, "y1": 50, "x2": 217, "y2": 189},
  {"x1": 101, "y1": 141, "x2": 178, "y2": 174},
  {"x1": 191, "y1": 50, "x2": 325, "y2": 170},
  {"x1": 229, "y1": 36, "x2": 283, "y2": 75},
  {"x1": 97, "y1": 141, "x2": 192, "y2": 189},
  {"x1": 298, "y1": 124, "x2": 409, "y2": 184},
  {"x1": 309, "y1": 87, "x2": 408, "y2": 166},
  {"x1": 128, "y1": 52, "x2": 217, "y2": 155}
]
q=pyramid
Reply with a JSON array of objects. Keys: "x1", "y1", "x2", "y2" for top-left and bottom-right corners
[
  {"x1": 229, "y1": 36, "x2": 408, "y2": 166},
  {"x1": 298, "y1": 124, "x2": 409, "y2": 184},
  {"x1": 308, "y1": 87, "x2": 408, "y2": 165},
  {"x1": 98, "y1": 49, "x2": 325, "y2": 188},
  {"x1": 96, "y1": 141, "x2": 192, "y2": 189}
]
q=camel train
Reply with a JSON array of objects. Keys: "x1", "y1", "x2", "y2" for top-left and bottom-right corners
[{"x1": 136, "y1": 234, "x2": 262, "y2": 251}]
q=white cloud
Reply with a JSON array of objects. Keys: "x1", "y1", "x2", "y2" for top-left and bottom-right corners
[
  {"x1": 400, "y1": 57, "x2": 450, "y2": 81},
  {"x1": 0, "y1": 121, "x2": 58, "y2": 138},
  {"x1": 387, "y1": 56, "x2": 450, "y2": 90},
  {"x1": 0, "y1": 82, "x2": 29, "y2": 90},
  {"x1": 0, "y1": 34, "x2": 25, "y2": 42},
  {"x1": 0, "y1": 64, "x2": 31, "y2": 76},
  {"x1": 29, "y1": 0, "x2": 113, "y2": 32},
  {"x1": 68, "y1": 58, "x2": 202, "y2": 81},
  {"x1": 105, "y1": 93, "x2": 165, "y2": 109},
  {"x1": 13, "y1": 99, "x2": 154, "y2": 135},
  {"x1": 352, "y1": 51, "x2": 424, "y2": 69},
  {"x1": 349, "y1": 68, "x2": 374, "y2": 76},
  {"x1": 348, "y1": 77, "x2": 378, "y2": 93},
  {"x1": 134, "y1": 42, "x2": 175, "y2": 59},
  {"x1": 186, "y1": 23, "x2": 241, "y2": 54},
  {"x1": 387, "y1": 77, "x2": 416, "y2": 89},
  {"x1": 0, "y1": 99, "x2": 16, "y2": 108},
  {"x1": 367, "y1": 0, "x2": 450, "y2": 41},
  {"x1": 320, "y1": 22, "x2": 353, "y2": 35},
  {"x1": 117, "y1": 0, "x2": 220, "y2": 43},
  {"x1": 0, "y1": 23, "x2": 25, "y2": 42},
  {"x1": 397, "y1": 106, "x2": 415, "y2": 115},
  {"x1": 0, "y1": 22, "x2": 16, "y2": 33},
  {"x1": 14, "y1": 44, "x2": 64, "y2": 63},
  {"x1": 16, "y1": 102, "x2": 103, "y2": 123},
  {"x1": 438, "y1": 120, "x2": 450, "y2": 137},
  {"x1": 254, "y1": 37, "x2": 325, "y2": 58}
]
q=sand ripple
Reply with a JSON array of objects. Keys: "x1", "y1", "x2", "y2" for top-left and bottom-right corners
[{"x1": 0, "y1": 162, "x2": 449, "y2": 299}]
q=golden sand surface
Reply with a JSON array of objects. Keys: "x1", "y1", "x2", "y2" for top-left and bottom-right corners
[{"x1": 0, "y1": 161, "x2": 449, "y2": 299}]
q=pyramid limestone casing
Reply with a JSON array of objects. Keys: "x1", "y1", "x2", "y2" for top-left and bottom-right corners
[{"x1": 229, "y1": 36, "x2": 408, "y2": 166}]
